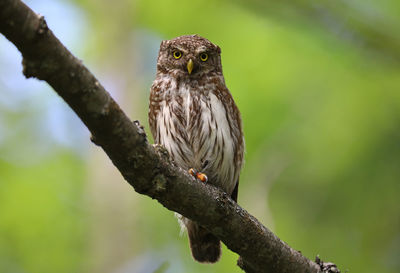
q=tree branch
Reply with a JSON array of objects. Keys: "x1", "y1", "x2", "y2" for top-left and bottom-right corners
[{"x1": 0, "y1": 0, "x2": 339, "y2": 272}]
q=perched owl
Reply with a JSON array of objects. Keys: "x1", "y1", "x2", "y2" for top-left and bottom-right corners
[{"x1": 148, "y1": 35, "x2": 244, "y2": 263}]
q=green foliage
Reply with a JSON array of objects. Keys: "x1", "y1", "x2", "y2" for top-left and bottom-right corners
[{"x1": 0, "y1": 153, "x2": 87, "y2": 273}]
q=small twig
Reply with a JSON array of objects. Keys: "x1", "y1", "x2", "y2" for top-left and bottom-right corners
[{"x1": 316, "y1": 255, "x2": 341, "y2": 273}]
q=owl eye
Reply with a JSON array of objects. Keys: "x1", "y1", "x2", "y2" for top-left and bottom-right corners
[
  {"x1": 173, "y1": 51, "x2": 182, "y2": 59},
  {"x1": 200, "y1": 53, "x2": 208, "y2": 62}
]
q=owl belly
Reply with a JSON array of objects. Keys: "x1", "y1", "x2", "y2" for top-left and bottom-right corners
[{"x1": 156, "y1": 90, "x2": 236, "y2": 194}]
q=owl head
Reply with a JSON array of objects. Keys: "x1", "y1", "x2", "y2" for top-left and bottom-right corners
[{"x1": 156, "y1": 34, "x2": 222, "y2": 78}]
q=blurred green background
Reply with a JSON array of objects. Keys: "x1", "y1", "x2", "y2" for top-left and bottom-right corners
[{"x1": 1, "y1": 0, "x2": 400, "y2": 272}]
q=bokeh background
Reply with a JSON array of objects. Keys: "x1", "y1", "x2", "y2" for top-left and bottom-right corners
[{"x1": 1, "y1": 0, "x2": 400, "y2": 272}]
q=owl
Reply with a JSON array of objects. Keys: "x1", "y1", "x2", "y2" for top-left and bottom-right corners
[{"x1": 148, "y1": 34, "x2": 244, "y2": 263}]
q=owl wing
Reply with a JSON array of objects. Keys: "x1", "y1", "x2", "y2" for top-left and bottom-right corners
[
  {"x1": 231, "y1": 180, "x2": 239, "y2": 202},
  {"x1": 149, "y1": 82, "x2": 162, "y2": 143},
  {"x1": 216, "y1": 83, "x2": 245, "y2": 202}
]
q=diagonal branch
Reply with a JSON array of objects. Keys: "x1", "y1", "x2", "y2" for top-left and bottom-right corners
[{"x1": 0, "y1": 0, "x2": 339, "y2": 272}]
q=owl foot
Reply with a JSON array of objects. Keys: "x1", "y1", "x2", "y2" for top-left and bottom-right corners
[{"x1": 188, "y1": 168, "x2": 208, "y2": 183}]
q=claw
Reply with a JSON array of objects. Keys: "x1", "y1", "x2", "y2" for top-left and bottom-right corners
[
  {"x1": 196, "y1": 172, "x2": 208, "y2": 183},
  {"x1": 189, "y1": 168, "x2": 197, "y2": 177},
  {"x1": 188, "y1": 168, "x2": 208, "y2": 183}
]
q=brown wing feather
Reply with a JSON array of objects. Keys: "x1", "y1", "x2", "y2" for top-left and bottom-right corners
[{"x1": 231, "y1": 179, "x2": 239, "y2": 202}]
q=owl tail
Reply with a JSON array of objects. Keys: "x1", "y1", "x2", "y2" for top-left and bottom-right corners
[{"x1": 186, "y1": 220, "x2": 221, "y2": 263}]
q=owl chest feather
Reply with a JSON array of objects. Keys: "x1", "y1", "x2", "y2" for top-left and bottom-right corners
[{"x1": 153, "y1": 77, "x2": 236, "y2": 193}]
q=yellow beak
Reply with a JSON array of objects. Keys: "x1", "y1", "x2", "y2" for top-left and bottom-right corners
[{"x1": 187, "y1": 59, "x2": 194, "y2": 74}]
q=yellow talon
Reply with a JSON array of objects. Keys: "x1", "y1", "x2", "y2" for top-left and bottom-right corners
[
  {"x1": 189, "y1": 168, "x2": 196, "y2": 176},
  {"x1": 196, "y1": 172, "x2": 208, "y2": 183},
  {"x1": 188, "y1": 168, "x2": 208, "y2": 183}
]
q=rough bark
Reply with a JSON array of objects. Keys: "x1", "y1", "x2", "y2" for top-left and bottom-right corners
[{"x1": 0, "y1": 0, "x2": 340, "y2": 272}]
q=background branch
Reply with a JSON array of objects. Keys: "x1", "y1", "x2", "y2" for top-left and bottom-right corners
[{"x1": 0, "y1": 0, "x2": 339, "y2": 272}]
